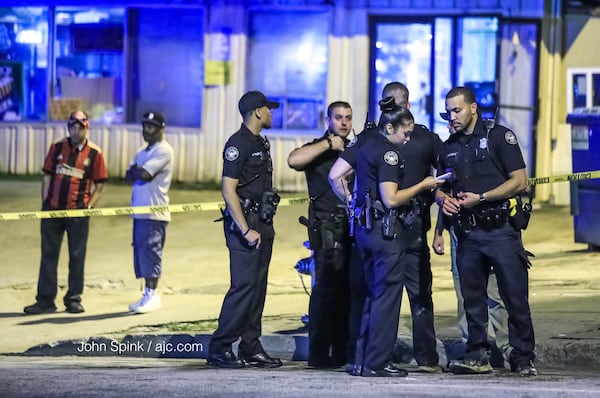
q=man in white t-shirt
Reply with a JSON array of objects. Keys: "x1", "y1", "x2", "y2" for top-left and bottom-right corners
[{"x1": 125, "y1": 111, "x2": 174, "y2": 314}]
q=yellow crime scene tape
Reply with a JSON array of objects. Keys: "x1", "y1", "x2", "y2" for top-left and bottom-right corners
[
  {"x1": 528, "y1": 170, "x2": 600, "y2": 185},
  {"x1": 0, "y1": 197, "x2": 309, "y2": 221},
  {"x1": 1, "y1": 169, "x2": 599, "y2": 221}
]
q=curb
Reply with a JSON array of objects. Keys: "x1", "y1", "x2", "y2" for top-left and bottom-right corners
[
  {"x1": 17, "y1": 333, "x2": 600, "y2": 369},
  {"x1": 14, "y1": 333, "x2": 595, "y2": 368},
  {"x1": 19, "y1": 334, "x2": 435, "y2": 362},
  {"x1": 535, "y1": 339, "x2": 600, "y2": 368}
]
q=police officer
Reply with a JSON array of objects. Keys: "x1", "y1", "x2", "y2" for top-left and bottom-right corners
[
  {"x1": 287, "y1": 101, "x2": 354, "y2": 369},
  {"x1": 351, "y1": 98, "x2": 441, "y2": 377},
  {"x1": 328, "y1": 101, "x2": 377, "y2": 372},
  {"x1": 329, "y1": 82, "x2": 442, "y2": 372},
  {"x1": 387, "y1": 83, "x2": 443, "y2": 372},
  {"x1": 436, "y1": 86, "x2": 536, "y2": 376},
  {"x1": 432, "y1": 119, "x2": 511, "y2": 367},
  {"x1": 207, "y1": 91, "x2": 282, "y2": 369}
]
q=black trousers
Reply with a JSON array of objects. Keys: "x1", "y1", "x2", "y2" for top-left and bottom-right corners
[
  {"x1": 354, "y1": 223, "x2": 406, "y2": 371},
  {"x1": 36, "y1": 216, "x2": 90, "y2": 305},
  {"x1": 348, "y1": 229, "x2": 438, "y2": 367},
  {"x1": 209, "y1": 215, "x2": 275, "y2": 357},
  {"x1": 346, "y1": 241, "x2": 366, "y2": 365},
  {"x1": 403, "y1": 243, "x2": 439, "y2": 366},
  {"x1": 456, "y1": 222, "x2": 535, "y2": 366},
  {"x1": 307, "y1": 215, "x2": 351, "y2": 365}
]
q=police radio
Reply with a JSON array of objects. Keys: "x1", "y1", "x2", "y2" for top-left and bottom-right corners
[{"x1": 364, "y1": 112, "x2": 375, "y2": 130}]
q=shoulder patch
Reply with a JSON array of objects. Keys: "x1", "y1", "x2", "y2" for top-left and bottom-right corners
[
  {"x1": 383, "y1": 150, "x2": 399, "y2": 166},
  {"x1": 504, "y1": 131, "x2": 518, "y2": 145},
  {"x1": 224, "y1": 146, "x2": 239, "y2": 161}
]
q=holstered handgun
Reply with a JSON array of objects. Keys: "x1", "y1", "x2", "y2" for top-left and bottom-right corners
[
  {"x1": 364, "y1": 189, "x2": 373, "y2": 231},
  {"x1": 259, "y1": 189, "x2": 280, "y2": 224},
  {"x1": 382, "y1": 208, "x2": 399, "y2": 239}
]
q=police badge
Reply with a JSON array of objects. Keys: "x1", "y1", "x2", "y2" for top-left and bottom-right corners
[{"x1": 480, "y1": 137, "x2": 488, "y2": 149}]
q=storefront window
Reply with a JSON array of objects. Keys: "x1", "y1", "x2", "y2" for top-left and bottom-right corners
[
  {"x1": 126, "y1": 7, "x2": 204, "y2": 127},
  {"x1": 0, "y1": 7, "x2": 48, "y2": 122},
  {"x1": 247, "y1": 10, "x2": 329, "y2": 132},
  {"x1": 371, "y1": 16, "x2": 499, "y2": 131},
  {"x1": 372, "y1": 20, "x2": 433, "y2": 127},
  {"x1": 457, "y1": 17, "x2": 498, "y2": 119},
  {"x1": 52, "y1": 7, "x2": 124, "y2": 123}
]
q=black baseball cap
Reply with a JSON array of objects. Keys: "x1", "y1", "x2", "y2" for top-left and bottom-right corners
[
  {"x1": 238, "y1": 91, "x2": 280, "y2": 116},
  {"x1": 142, "y1": 111, "x2": 166, "y2": 127}
]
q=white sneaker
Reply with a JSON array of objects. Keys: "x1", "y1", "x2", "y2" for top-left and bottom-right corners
[
  {"x1": 129, "y1": 289, "x2": 162, "y2": 313},
  {"x1": 128, "y1": 294, "x2": 146, "y2": 312}
]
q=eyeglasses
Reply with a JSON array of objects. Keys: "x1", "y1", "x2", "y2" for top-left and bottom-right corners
[{"x1": 69, "y1": 118, "x2": 88, "y2": 125}]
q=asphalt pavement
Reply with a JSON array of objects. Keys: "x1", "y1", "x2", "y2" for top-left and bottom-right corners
[{"x1": 2, "y1": 356, "x2": 600, "y2": 398}]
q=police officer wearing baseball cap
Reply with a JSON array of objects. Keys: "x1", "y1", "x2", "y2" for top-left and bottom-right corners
[{"x1": 208, "y1": 90, "x2": 282, "y2": 369}]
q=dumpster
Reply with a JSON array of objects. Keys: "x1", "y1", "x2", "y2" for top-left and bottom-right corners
[{"x1": 567, "y1": 107, "x2": 600, "y2": 249}]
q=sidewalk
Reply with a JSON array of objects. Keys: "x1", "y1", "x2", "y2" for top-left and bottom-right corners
[{"x1": 1, "y1": 181, "x2": 599, "y2": 370}]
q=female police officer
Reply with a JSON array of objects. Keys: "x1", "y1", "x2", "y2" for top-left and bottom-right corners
[{"x1": 351, "y1": 97, "x2": 442, "y2": 377}]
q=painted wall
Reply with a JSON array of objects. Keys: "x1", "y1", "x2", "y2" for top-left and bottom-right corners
[{"x1": 537, "y1": 14, "x2": 600, "y2": 205}]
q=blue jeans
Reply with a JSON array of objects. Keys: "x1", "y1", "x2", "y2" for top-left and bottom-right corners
[{"x1": 133, "y1": 219, "x2": 167, "y2": 279}]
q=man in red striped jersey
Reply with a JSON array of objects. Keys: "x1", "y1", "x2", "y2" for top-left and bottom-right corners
[{"x1": 24, "y1": 110, "x2": 108, "y2": 315}]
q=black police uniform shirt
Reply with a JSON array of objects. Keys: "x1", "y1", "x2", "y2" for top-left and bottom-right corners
[
  {"x1": 355, "y1": 132, "x2": 405, "y2": 208},
  {"x1": 438, "y1": 117, "x2": 526, "y2": 196},
  {"x1": 339, "y1": 126, "x2": 377, "y2": 168},
  {"x1": 297, "y1": 132, "x2": 350, "y2": 213},
  {"x1": 222, "y1": 124, "x2": 273, "y2": 202},
  {"x1": 397, "y1": 124, "x2": 442, "y2": 230},
  {"x1": 397, "y1": 124, "x2": 442, "y2": 190}
]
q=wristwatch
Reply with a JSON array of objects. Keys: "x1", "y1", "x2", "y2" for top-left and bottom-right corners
[{"x1": 479, "y1": 193, "x2": 486, "y2": 203}]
